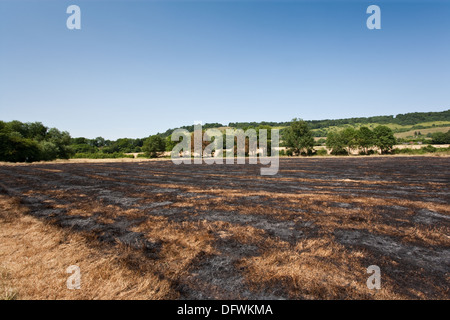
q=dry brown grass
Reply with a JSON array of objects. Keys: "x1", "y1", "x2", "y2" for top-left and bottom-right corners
[
  {"x1": 0, "y1": 195, "x2": 175, "y2": 300},
  {"x1": 130, "y1": 217, "x2": 217, "y2": 281},
  {"x1": 237, "y1": 238, "x2": 403, "y2": 300}
]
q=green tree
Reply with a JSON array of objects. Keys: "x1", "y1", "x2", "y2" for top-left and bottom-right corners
[
  {"x1": 0, "y1": 133, "x2": 41, "y2": 162},
  {"x1": 256, "y1": 125, "x2": 272, "y2": 140},
  {"x1": 113, "y1": 138, "x2": 134, "y2": 153},
  {"x1": 143, "y1": 135, "x2": 166, "y2": 158},
  {"x1": 283, "y1": 119, "x2": 314, "y2": 155},
  {"x1": 46, "y1": 128, "x2": 73, "y2": 159},
  {"x1": 38, "y1": 141, "x2": 60, "y2": 161},
  {"x1": 92, "y1": 137, "x2": 106, "y2": 148},
  {"x1": 0, "y1": 121, "x2": 72, "y2": 162},
  {"x1": 26, "y1": 122, "x2": 48, "y2": 141},
  {"x1": 70, "y1": 143, "x2": 98, "y2": 154},
  {"x1": 326, "y1": 131, "x2": 347, "y2": 155},
  {"x1": 373, "y1": 125, "x2": 396, "y2": 154},
  {"x1": 165, "y1": 135, "x2": 178, "y2": 152},
  {"x1": 71, "y1": 137, "x2": 88, "y2": 145},
  {"x1": 3, "y1": 120, "x2": 27, "y2": 137},
  {"x1": 431, "y1": 130, "x2": 450, "y2": 144},
  {"x1": 340, "y1": 127, "x2": 358, "y2": 154},
  {"x1": 357, "y1": 126, "x2": 375, "y2": 154}
]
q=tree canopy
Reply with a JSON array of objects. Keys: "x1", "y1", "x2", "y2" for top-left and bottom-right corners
[
  {"x1": 283, "y1": 119, "x2": 314, "y2": 155},
  {"x1": 143, "y1": 135, "x2": 166, "y2": 158},
  {"x1": 431, "y1": 130, "x2": 450, "y2": 144},
  {"x1": 373, "y1": 126, "x2": 396, "y2": 154},
  {"x1": 326, "y1": 125, "x2": 396, "y2": 155},
  {"x1": 0, "y1": 121, "x2": 72, "y2": 162}
]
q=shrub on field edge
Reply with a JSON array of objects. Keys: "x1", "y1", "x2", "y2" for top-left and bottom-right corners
[
  {"x1": 71, "y1": 152, "x2": 135, "y2": 159},
  {"x1": 392, "y1": 145, "x2": 449, "y2": 155}
]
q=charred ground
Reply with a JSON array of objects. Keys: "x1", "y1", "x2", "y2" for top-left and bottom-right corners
[{"x1": 0, "y1": 157, "x2": 449, "y2": 299}]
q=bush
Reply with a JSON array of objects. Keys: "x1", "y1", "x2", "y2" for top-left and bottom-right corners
[
  {"x1": 70, "y1": 144, "x2": 98, "y2": 154},
  {"x1": 431, "y1": 130, "x2": 450, "y2": 144},
  {"x1": 392, "y1": 145, "x2": 443, "y2": 155},
  {"x1": 301, "y1": 149, "x2": 316, "y2": 156},
  {"x1": 358, "y1": 149, "x2": 376, "y2": 155},
  {"x1": 38, "y1": 141, "x2": 60, "y2": 161},
  {"x1": 316, "y1": 149, "x2": 328, "y2": 156},
  {"x1": 137, "y1": 153, "x2": 148, "y2": 158},
  {"x1": 423, "y1": 145, "x2": 437, "y2": 153},
  {"x1": 330, "y1": 148, "x2": 348, "y2": 156},
  {"x1": 392, "y1": 148, "x2": 420, "y2": 155},
  {"x1": 0, "y1": 133, "x2": 41, "y2": 162},
  {"x1": 71, "y1": 152, "x2": 134, "y2": 159}
]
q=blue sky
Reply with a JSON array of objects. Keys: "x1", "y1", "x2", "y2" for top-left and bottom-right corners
[{"x1": 0, "y1": 0, "x2": 449, "y2": 139}]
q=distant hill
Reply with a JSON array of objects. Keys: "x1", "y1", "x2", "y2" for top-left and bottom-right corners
[{"x1": 158, "y1": 109, "x2": 450, "y2": 138}]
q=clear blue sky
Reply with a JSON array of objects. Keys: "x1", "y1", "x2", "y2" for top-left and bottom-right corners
[{"x1": 1, "y1": 0, "x2": 449, "y2": 139}]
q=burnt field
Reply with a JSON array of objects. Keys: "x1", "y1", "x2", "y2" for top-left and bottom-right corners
[{"x1": 0, "y1": 157, "x2": 449, "y2": 299}]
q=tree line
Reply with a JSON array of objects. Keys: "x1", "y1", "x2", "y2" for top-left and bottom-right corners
[
  {"x1": 325, "y1": 126, "x2": 396, "y2": 155},
  {"x1": 282, "y1": 119, "x2": 397, "y2": 155},
  {"x1": 229, "y1": 109, "x2": 450, "y2": 131},
  {"x1": 0, "y1": 120, "x2": 72, "y2": 162},
  {"x1": 158, "y1": 110, "x2": 450, "y2": 139},
  {"x1": 0, "y1": 120, "x2": 172, "y2": 162},
  {"x1": 1, "y1": 118, "x2": 448, "y2": 163}
]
